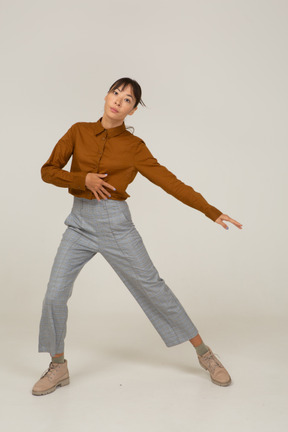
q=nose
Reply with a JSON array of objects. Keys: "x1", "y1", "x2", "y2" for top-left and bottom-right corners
[{"x1": 115, "y1": 95, "x2": 121, "y2": 106}]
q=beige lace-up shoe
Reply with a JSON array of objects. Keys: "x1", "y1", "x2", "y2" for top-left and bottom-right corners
[
  {"x1": 198, "y1": 348, "x2": 231, "y2": 386},
  {"x1": 32, "y1": 360, "x2": 70, "y2": 396}
]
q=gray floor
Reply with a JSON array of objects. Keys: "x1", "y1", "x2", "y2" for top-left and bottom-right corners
[{"x1": 1, "y1": 311, "x2": 287, "y2": 432}]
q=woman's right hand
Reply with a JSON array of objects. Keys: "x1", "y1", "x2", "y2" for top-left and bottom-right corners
[{"x1": 85, "y1": 173, "x2": 116, "y2": 201}]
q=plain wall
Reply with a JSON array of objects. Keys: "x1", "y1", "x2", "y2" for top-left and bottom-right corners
[{"x1": 1, "y1": 0, "x2": 287, "y2": 335}]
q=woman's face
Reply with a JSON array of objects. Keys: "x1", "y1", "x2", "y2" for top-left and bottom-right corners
[{"x1": 104, "y1": 84, "x2": 138, "y2": 123}]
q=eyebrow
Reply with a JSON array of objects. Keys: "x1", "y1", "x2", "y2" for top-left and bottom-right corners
[{"x1": 116, "y1": 87, "x2": 134, "y2": 99}]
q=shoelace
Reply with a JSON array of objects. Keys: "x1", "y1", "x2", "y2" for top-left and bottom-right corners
[
  {"x1": 40, "y1": 362, "x2": 57, "y2": 379},
  {"x1": 202, "y1": 353, "x2": 224, "y2": 373}
]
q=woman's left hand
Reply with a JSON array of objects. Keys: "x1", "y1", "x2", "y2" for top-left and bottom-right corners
[{"x1": 215, "y1": 214, "x2": 243, "y2": 230}]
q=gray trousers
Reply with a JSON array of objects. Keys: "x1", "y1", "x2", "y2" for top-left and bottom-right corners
[{"x1": 38, "y1": 197, "x2": 198, "y2": 356}]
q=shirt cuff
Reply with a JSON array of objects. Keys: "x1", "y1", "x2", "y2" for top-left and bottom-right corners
[
  {"x1": 71, "y1": 172, "x2": 88, "y2": 191},
  {"x1": 204, "y1": 206, "x2": 223, "y2": 222}
]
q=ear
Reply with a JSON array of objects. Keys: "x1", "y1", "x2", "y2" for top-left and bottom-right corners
[
  {"x1": 128, "y1": 106, "x2": 138, "y2": 116},
  {"x1": 104, "y1": 94, "x2": 107, "y2": 102}
]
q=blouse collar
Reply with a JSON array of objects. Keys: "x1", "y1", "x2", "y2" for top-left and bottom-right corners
[{"x1": 92, "y1": 118, "x2": 126, "y2": 138}]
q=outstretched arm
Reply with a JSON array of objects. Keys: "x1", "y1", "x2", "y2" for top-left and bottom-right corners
[
  {"x1": 134, "y1": 140, "x2": 221, "y2": 221},
  {"x1": 134, "y1": 140, "x2": 243, "y2": 229}
]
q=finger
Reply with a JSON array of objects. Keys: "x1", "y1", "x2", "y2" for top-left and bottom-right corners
[
  {"x1": 232, "y1": 220, "x2": 243, "y2": 228},
  {"x1": 226, "y1": 216, "x2": 243, "y2": 229},
  {"x1": 96, "y1": 173, "x2": 108, "y2": 178},
  {"x1": 101, "y1": 188, "x2": 112, "y2": 198},
  {"x1": 97, "y1": 188, "x2": 108, "y2": 200},
  {"x1": 96, "y1": 184, "x2": 111, "y2": 197},
  {"x1": 93, "y1": 191, "x2": 100, "y2": 201},
  {"x1": 101, "y1": 181, "x2": 116, "y2": 191},
  {"x1": 220, "y1": 214, "x2": 243, "y2": 229},
  {"x1": 215, "y1": 218, "x2": 229, "y2": 229},
  {"x1": 225, "y1": 215, "x2": 238, "y2": 224},
  {"x1": 234, "y1": 222, "x2": 243, "y2": 229},
  {"x1": 98, "y1": 187, "x2": 113, "y2": 199}
]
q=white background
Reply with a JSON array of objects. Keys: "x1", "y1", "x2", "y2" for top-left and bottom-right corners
[{"x1": 0, "y1": 1, "x2": 287, "y2": 431}]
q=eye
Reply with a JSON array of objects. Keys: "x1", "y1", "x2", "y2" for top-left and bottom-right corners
[
  {"x1": 113, "y1": 90, "x2": 118, "y2": 95},
  {"x1": 125, "y1": 98, "x2": 131, "y2": 103}
]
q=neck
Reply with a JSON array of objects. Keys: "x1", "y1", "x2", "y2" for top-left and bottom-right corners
[{"x1": 101, "y1": 114, "x2": 123, "y2": 130}]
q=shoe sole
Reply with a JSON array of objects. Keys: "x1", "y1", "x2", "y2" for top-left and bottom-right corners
[
  {"x1": 199, "y1": 362, "x2": 232, "y2": 387},
  {"x1": 32, "y1": 377, "x2": 70, "y2": 396}
]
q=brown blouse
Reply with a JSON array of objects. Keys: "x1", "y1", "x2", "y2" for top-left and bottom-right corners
[{"x1": 41, "y1": 118, "x2": 222, "y2": 222}]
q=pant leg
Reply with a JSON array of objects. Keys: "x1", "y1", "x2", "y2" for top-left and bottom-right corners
[
  {"x1": 38, "y1": 211, "x2": 97, "y2": 356},
  {"x1": 100, "y1": 200, "x2": 199, "y2": 347}
]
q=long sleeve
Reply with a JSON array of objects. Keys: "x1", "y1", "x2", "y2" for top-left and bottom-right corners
[
  {"x1": 134, "y1": 141, "x2": 222, "y2": 222},
  {"x1": 41, "y1": 124, "x2": 87, "y2": 190}
]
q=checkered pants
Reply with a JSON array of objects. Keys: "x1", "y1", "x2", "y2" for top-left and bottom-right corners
[{"x1": 38, "y1": 197, "x2": 198, "y2": 356}]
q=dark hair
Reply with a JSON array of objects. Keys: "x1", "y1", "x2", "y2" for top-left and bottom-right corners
[{"x1": 108, "y1": 77, "x2": 146, "y2": 108}]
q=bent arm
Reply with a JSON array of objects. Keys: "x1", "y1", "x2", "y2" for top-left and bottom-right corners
[
  {"x1": 41, "y1": 124, "x2": 87, "y2": 191},
  {"x1": 134, "y1": 141, "x2": 222, "y2": 222}
]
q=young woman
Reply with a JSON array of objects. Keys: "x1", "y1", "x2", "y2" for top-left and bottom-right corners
[{"x1": 32, "y1": 77, "x2": 242, "y2": 396}]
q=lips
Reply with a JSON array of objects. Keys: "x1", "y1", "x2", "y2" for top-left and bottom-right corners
[{"x1": 110, "y1": 107, "x2": 118, "y2": 113}]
